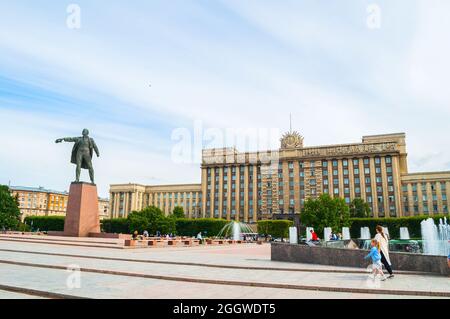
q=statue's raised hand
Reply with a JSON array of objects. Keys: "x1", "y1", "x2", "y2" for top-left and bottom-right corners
[{"x1": 55, "y1": 138, "x2": 63, "y2": 143}]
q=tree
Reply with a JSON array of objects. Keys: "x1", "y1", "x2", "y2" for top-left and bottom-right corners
[
  {"x1": 349, "y1": 198, "x2": 371, "y2": 218},
  {"x1": 0, "y1": 185, "x2": 21, "y2": 230},
  {"x1": 127, "y1": 206, "x2": 176, "y2": 235},
  {"x1": 172, "y1": 206, "x2": 185, "y2": 219},
  {"x1": 301, "y1": 194, "x2": 351, "y2": 238}
]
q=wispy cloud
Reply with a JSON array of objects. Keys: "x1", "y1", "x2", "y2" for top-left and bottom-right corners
[{"x1": 0, "y1": 0, "x2": 449, "y2": 197}]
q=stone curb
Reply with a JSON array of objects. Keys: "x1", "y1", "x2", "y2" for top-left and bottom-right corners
[
  {"x1": 0, "y1": 284, "x2": 87, "y2": 299},
  {"x1": 0, "y1": 259, "x2": 449, "y2": 298}
]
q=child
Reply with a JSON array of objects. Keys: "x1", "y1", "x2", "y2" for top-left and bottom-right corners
[{"x1": 364, "y1": 239, "x2": 387, "y2": 281}]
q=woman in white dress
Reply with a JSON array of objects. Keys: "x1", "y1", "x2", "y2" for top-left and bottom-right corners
[{"x1": 374, "y1": 225, "x2": 394, "y2": 278}]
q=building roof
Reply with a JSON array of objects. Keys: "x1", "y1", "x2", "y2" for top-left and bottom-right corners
[{"x1": 9, "y1": 186, "x2": 69, "y2": 196}]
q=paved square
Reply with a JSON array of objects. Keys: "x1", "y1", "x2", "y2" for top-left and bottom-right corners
[{"x1": 0, "y1": 235, "x2": 448, "y2": 299}]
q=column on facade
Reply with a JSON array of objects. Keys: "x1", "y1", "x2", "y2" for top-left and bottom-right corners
[
  {"x1": 327, "y1": 160, "x2": 334, "y2": 196},
  {"x1": 188, "y1": 192, "x2": 193, "y2": 218},
  {"x1": 380, "y1": 157, "x2": 390, "y2": 215},
  {"x1": 392, "y1": 156, "x2": 403, "y2": 217},
  {"x1": 337, "y1": 159, "x2": 344, "y2": 198},
  {"x1": 131, "y1": 192, "x2": 136, "y2": 212},
  {"x1": 235, "y1": 166, "x2": 240, "y2": 221},
  {"x1": 109, "y1": 194, "x2": 114, "y2": 219},
  {"x1": 426, "y1": 182, "x2": 433, "y2": 215},
  {"x1": 369, "y1": 157, "x2": 379, "y2": 217},
  {"x1": 436, "y1": 182, "x2": 444, "y2": 213},
  {"x1": 210, "y1": 168, "x2": 216, "y2": 218},
  {"x1": 165, "y1": 192, "x2": 170, "y2": 216},
  {"x1": 293, "y1": 161, "x2": 300, "y2": 213},
  {"x1": 446, "y1": 182, "x2": 450, "y2": 213},
  {"x1": 218, "y1": 167, "x2": 224, "y2": 219},
  {"x1": 201, "y1": 168, "x2": 207, "y2": 218},
  {"x1": 227, "y1": 167, "x2": 232, "y2": 220},
  {"x1": 124, "y1": 193, "x2": 130, "y2": 216},
  {"x1": 417, "y1": 183, "x2": 424, "y2": 214},
  {"x1": 252, "y1": 165, "x2": 258, "y2": 223},
  {"x1": 358, "y1": 159, "x2": 367, "y2": 202},
  {"x1": 282, "y1": 161, "x2": 290, "y2": 213},
  {"x1": 405, "y1": 184, "x2": 413, "y2": 216},
  {"x1": 348, "y1": 159, "x2": 355, "y2": 200},
  {"x1": 244, "y1": 165, "x2": 249, "y2": 222}
]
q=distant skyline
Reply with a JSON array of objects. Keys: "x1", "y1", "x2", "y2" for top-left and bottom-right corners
[{"x1": 1, "y1": 0, "x2": 450, "y2": 198}]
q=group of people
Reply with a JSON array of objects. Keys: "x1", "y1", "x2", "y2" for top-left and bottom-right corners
[
  {"x1": 308, "y1": 226, "x2": 394, "y2": 281},
  {"x1": 364, "y1": 225, "x2": 394, "y2": 281}
]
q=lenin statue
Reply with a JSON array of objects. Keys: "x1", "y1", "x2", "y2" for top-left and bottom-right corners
[{"x1": 55, "y1": 129, "x2": 100, "y2": 184}]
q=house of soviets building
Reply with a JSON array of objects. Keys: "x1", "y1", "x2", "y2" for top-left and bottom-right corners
[{"x1": 110, "y1": 132, "x2": 450, "y2": 222}]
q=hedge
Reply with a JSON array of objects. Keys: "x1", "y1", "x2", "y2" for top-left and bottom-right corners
[
  {"x1": 349, "y1": 215, "x2": 448, "y2": 239},
  {"x1": 24, "y1": 216, "x2": 65, "y2": 232},
  {"x1": 257, "y1": 220, "x2": 293, "y2": 238},
  {"x1": 175, "y1": 218, "x2": 229, "y2": 237},
  {"x1": 101, "y1": 218, "x2": 129, "y2": 234}
]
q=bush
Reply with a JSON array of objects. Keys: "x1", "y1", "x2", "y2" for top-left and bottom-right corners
[
  {"x1": 349, "y1": 215, "x2": 448, "y2": 239},
  {"x1": 24, "y1": 216, "x2": 65, "y2": 232},
  {"x1": 127, "y1": 206, "x2": 176, "y2": 235},
  {"x1": 257, "y1": 220, "x2": 293, "y2": 238},
  {"x1": 101, "y1": 218, "x2": 129, "y2": 234},
  {"x1": 175, "y1": 218, "x2": 228, "y2": 237}
]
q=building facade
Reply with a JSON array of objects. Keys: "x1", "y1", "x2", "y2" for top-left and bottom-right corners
[
  {"x1": 110, "y1": 132, "x2": 450, "y2": 222},
  {"x1": 109, "y1": 184, "x2": 202, "y2": 218},
  {"x1": 10, "y1": 186, "x2": 110, "y2": 221}
]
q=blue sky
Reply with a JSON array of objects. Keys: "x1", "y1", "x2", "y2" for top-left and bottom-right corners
[{"x1": 1, "y1": 0, "x2": 450, "y2": 197}]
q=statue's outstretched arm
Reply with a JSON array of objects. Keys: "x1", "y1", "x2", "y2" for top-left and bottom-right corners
[{"x1": 55, "y1": 137, "x2": 79, "y2": 143}]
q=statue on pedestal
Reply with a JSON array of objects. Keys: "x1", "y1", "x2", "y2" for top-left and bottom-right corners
[{"x1": 56, "y1": 129, "x2": 100, "y2": 184}]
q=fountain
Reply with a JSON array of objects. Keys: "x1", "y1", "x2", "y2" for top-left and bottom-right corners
[
  {"x1": 421, "y1": 218, "x2": 450, "y2": 256},
  {"x1": 289, "y1": 227, "x2": 298, "y2": 244},
  {"x1": 342, "y1": 227, "x2": 351, "y2": 240},
  {"x1": 360, "y1": 227, "x2": 371, "y2": 240},
  {"x1": 400, "y1": 227, "x2": 410, "y2": 240},
  {"x1": 216, "y1": 221, "x2": 255, "y2": 241},
  {"x1": 323, "y1": 227, "x2": 332, "y2": 241},
  {"x1": 306, "y1": 227, "x2": 314, "y2": 241}
]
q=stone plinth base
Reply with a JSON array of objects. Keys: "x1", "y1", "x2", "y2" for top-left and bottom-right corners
[{"x1": 63, "y1": 182, "x2": 100, "y2": 237}]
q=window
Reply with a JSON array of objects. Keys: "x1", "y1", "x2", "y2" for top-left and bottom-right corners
[
  {"x1": 353, "y1": 159, "x2": 359, "y2": 166},
  {"x1": 334, "y1": 188, "x2": 339, "y2": 195},
  {"x1": 375, "y1": 157, "x2": 381, "y2": 164},
  {"x1": 364, "y1": 158, "x2": 369, "y2": 165},
  {"x1": 343, "y1": 160, "x2": 348, "y2": 167},
  {"x1": 385, "y1": 156, "x2": 392, "y2": 164},
  {"x1": 354, "y1": 168, "x2": 359, "y2": 175},
  {"x1": 332, "y1": 160, "x2": 338, "y2": 167},
  {"x1": 322, "y1": 161, "x2": 328, "y2": 167},
  {"x1": 333, "y1": 170, "x2": 338, "y2": 176},
  {"x1": 310, "y1": 179, "x2": 316, "y2": 186},
  {"x1": 365, "y1": 168, "x2": 370, "y2": 174}
]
